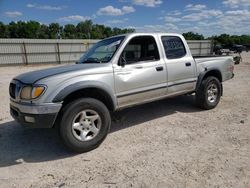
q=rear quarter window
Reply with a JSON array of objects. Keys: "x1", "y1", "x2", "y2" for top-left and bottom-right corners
[{"x1": 161, "y1": 36, "x2": 186, "y2": 59}]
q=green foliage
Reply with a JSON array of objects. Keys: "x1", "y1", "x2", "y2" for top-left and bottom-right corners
[
  {"x1": 0, "y1": 22, "x2": 9, "y2": 38},
  {"x1": 1, "y1": 20, "x2": 249, "y2": 45},
  {"x1": 210, "y1": 34, "x2": 250, "y2": 45},
  {"x1": 0, "y1": 20, "x2": 135, "y2": 39},
  {"x1": 37, "y1": 24, "x2": 49, "y2": 39},
  {"x1": 183, "y1": 31, "x2": 250, "y2": 45},
  {"x1": 61, "y1": 24, "x2": 76, "y2": 39},
  {"x1": 183, "y1": 32, "x2": 205, "y2": 40}
]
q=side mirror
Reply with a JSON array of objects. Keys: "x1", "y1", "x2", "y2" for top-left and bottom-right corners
[{"x1": 118, "y1": 56, "x2": 126, "y2": 67}]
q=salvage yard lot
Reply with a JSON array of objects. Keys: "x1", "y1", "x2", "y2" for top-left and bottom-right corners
[{"x1": 0, "y1": 53, "x2": 249, "y2": 188}]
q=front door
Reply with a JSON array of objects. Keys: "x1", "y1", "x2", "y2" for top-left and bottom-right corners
[{"x1": 113, "y1": 35, "x2": 167, "y2": 108}]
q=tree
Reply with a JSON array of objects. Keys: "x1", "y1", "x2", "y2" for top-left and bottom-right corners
[
  {"x1": 0, "y1": 20, "x2": 135, "y2": 39},
  {"x1": 113, "y1": 27, "x2": 123, "y2": 35},
  {"x1": 38, "y1": 24, "x2": 49, "y2": 39},
  {"x1": 240, "y1": 35, "x2": 250, "y2": 44},
  {"x1": 182, "y1": 32, "x2": 205, "y2": 40},
  {"x1": 103, "y1": 26, "x2": 112, "y2": 38},
  {"x1": 25, "y1": 21, "x2": 41, "y2": 38},
  {"x1": 91, "y1": 24, "x2": 103, "y2": 39},
  {"x1": 0, "y1": 22, "x2": 9, "y2": 38},
  {"x1": 216, "y1": 34, "x2": 233, "y2": 45},
  {"x1": 48, "y1": 23, "x2": 61, "y2": 39},
  {"x1": 62, "y1": 24, "x2": 76, "y2": 39},
  {"x1": 76, "y1": 20, "x2": 93, "y2": 39},
  {"x1": 8, "y1": 21, "x2": 19, "y2": 38}
]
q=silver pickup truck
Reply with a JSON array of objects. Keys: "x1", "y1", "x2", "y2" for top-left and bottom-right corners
[{"x1": 9, "y1": 33, "x2": 234, "y2": 152}]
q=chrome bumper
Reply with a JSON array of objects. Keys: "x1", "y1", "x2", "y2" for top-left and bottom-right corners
[{"x1": 10, "y1": 100, "x2": 62, "y2": 114}]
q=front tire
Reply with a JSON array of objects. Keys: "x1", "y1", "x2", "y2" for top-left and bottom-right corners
[
  {"x1": 59, "y1": 98, "x2": 111, "y2": 153},
  {"x1": 196, "y1": 76, "x2": 222, "y2": 110}
]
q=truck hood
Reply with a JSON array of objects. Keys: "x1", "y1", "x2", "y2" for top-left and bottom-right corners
[{"x1": 14, "y1": 64, "x2": 107, "y2": 84}]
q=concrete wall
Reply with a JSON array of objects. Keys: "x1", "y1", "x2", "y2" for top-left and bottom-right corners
[{"x1": 0, "y1": 38, "x2": 212, "y2": 65}]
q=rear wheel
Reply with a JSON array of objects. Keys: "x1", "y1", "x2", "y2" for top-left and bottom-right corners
[
  {"x1": 196, "y1": 76, "x2": 222, "y2": 110},
  {"x1": 59, "y1": 98, "x2": 111, "y2": 153}
]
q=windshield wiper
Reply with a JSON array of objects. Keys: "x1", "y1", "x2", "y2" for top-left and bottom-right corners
[{"x1": 81, "y1": 58, "x2": 101, "y2": 64}]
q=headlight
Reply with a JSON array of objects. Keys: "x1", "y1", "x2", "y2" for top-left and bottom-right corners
[
  {"x1": 20, "y1": 86, "x2": 32, "y2": 99},
  {"x1": 20, "y1": 85, "x2": 46, "y2": 100}
]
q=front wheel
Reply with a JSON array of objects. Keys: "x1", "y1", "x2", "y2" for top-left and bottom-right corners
[
  {"x1": 196, "y1": 76, "x2": 222, "y2": 110},
  {"x1": 59, "y1": 98, "x2": 111, "y2": 153}
]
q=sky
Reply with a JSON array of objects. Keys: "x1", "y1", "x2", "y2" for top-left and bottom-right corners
[{"x1": 0, "y1": 0, "x2": 250, "y2": 36}]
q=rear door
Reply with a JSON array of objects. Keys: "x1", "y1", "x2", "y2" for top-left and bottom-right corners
[
  {"x1": 160, "y1": 35, "x2": 197, "y2": 95},
  {"x1": 113, "y1": 35, "x2": 167, "y2": 108}
]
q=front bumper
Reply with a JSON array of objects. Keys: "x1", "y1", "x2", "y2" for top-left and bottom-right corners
[{"x1": 10, "y1": 100, "x2": 62, "y2": 128}]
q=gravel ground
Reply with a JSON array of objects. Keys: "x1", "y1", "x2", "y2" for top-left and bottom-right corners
[{"x1": 0, "y1": 53, "x2": 249, "y2": 188}]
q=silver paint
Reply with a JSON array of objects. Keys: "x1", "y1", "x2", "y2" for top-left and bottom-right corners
[{"x1": 9, "y1": 33, "x2": 234, "y2": 117}]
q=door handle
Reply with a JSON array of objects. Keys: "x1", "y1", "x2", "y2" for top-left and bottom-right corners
[
  {"x1": 185, "y1": 62, "x2": 191, "y2": 67},
  {"x1": 156, "y1": 66, "x2": 163, "y2": 71},
  {"x1": 116, "y1": 72, "x2": 131, "y2": 75},
  {"x1": 135, "y1": 65, "x2": 143, "y2": 69}
]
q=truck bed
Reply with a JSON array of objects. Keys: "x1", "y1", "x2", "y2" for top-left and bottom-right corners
[
  {"x1": 193, "y1": 55, "x2": 234, "y2": 82},
  {"x1": 193, "y1": 55, "x2": 233, "y2": 64}
]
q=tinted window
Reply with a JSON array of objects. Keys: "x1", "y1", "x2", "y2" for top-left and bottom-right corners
[
  {"x1": 121, "y1": 36, "x2": 160, "y2": 64},
  {"x1": 161, "y1": 36, "x2": 186, "y2": 59}
]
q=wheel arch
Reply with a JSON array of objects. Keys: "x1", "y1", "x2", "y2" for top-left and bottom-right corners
[
  {"x1": 196, "y1": 68, "x2": 222, "y2": 86},
  {"x1": 53, "y1": 81, "x2": 117, "y2": 112},
  {"x1": 196, "y1": 68, "x2": 223, "y2": 95}
]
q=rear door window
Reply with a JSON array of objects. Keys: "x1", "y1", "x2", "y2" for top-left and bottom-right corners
[{"x1": 161, "y1": 36, "x2": 186, "y2": 59}]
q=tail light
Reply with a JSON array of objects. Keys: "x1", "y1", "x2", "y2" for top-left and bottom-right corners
[{"x1": 228, "y1": 65, "x2": 234, "y2": 73}]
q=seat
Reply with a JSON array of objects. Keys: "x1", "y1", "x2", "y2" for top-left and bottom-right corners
[{"x1": 125, "y1": 51, "x2": 135, "y2": 63}]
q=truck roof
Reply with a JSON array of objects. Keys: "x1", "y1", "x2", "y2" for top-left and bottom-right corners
[{"x1": 109, "y1": 32, "x2": 183, "y2": 39}]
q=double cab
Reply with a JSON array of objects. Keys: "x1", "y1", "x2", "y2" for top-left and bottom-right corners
[{"x1": 9, "y1": 33, "x2": 235, "y2": 152}]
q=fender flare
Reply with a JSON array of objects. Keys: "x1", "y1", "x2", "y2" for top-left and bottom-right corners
[
  {"x1": 196, "y1": 68, "x2": 222, "y2": 92},
  {"x1": 52, "y1": 81, "x2": 116, "y2": 109}
]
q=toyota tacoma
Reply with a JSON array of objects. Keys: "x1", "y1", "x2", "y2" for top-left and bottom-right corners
[{"x1": 9, "y1": 33, "x2": 235, "y2": 152}]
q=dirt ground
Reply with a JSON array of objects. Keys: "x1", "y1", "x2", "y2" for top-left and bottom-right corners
[{"x1": 0, "y1": 53, "x2": 249, "y2": 188}]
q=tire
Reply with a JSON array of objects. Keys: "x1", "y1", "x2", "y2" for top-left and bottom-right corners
[
  {"x1": 196, "y1": 76, "x2": 222, "y2": 110},
  {"x1": 59, "y1": 98, "x2": 111, "y2": 153}
]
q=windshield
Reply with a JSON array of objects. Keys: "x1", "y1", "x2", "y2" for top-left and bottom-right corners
[{"x1": 79, "y1": 36, "x2": 125, "y2": 64}]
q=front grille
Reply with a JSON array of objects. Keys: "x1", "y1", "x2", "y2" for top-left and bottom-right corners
[{"x1": 9, "y1": 83, "x2": 16, "y2": 99}]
